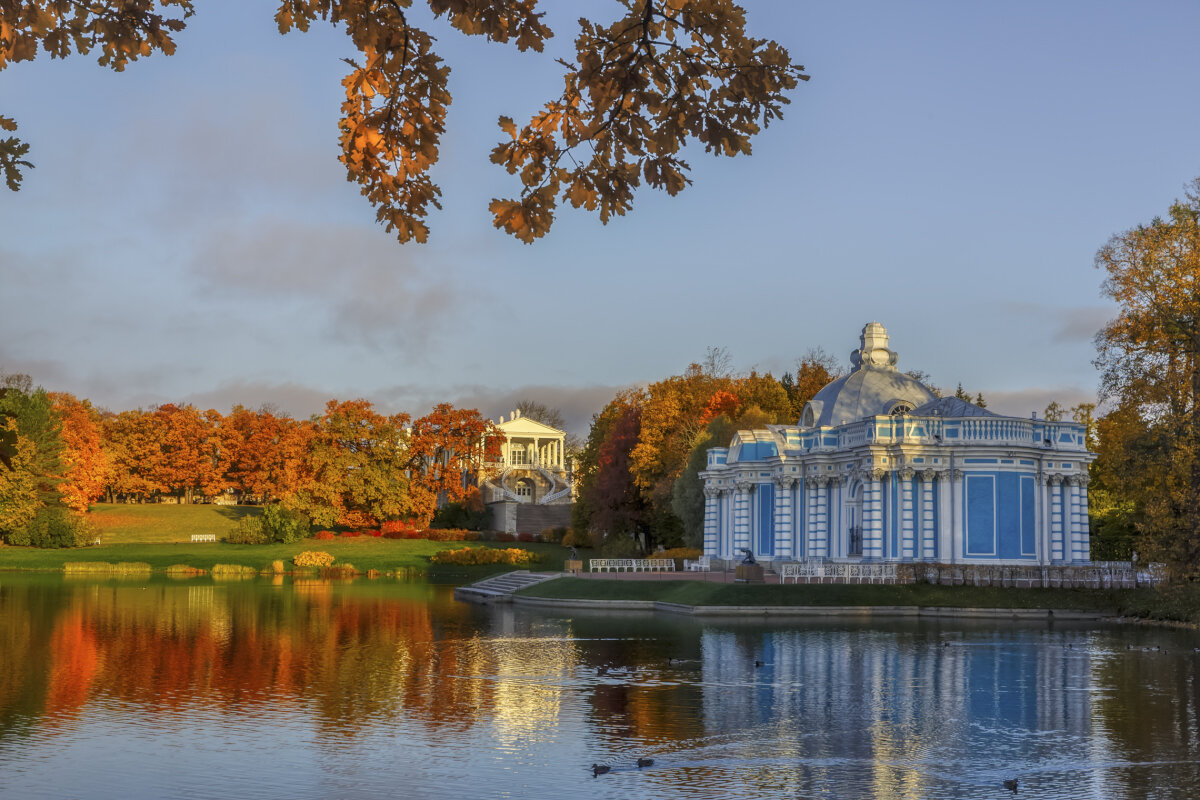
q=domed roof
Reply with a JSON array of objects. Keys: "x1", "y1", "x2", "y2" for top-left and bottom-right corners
[{"x1": 801, "y1": 322, "x2": 937, "y2": 428}]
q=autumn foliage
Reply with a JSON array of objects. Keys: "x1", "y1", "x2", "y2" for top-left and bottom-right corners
[{"x1": 3, "y1": 2, "x2": 805, "y2": 242}]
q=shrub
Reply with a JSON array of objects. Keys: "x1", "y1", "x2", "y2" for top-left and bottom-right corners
[
  {"x1": 540, "y1": 526, "x2": 568, "y2": 544},
  {"x1": 517, "y1": 532, "x2": 534, "y2": 543},
  {"x1": 430, "y1": 500, "x2": 493, "y2": 531},
  {"x1": 11, "y1": 506, "x2": 93, "y2": 548},
  {"x1": 271, "y1": 559, "x2": 285, "y2": 574},
  {"x1": 429, "y1": 547, "x2": 538, "y2": 566},
  {"x1": 464, "y1": 531, "x2": 481, "y2": 541},
  {"x1": 656, "y1": 547, "x2": 702, "y2": 561},
  {"x1": 426, "y1": 528, "x2": 469, "y2": 542},
  {"x1": 227, "y1": 515, "x2": 268, "y2": 544},
  {"x1": 211, "y1": 564, "x2": 257, "y2": 576},
  {"x1": 600, "y1": 535, "x2": 643, "y2": 558},
  {"x1": 294, "y1": 550, "x2": 336, "y2": 568},
  {"x1": 494, "y1": 532, "x2": 515, "y2": 542},
  {"x1": 165, "y1": 564, "x2": 204, "y2": 575},
  {"x1": 561, "y1": 529, "x2": 591, "y2": 549},
  {"x1": 314, "y1": 530, "x2": 336, "y2": 540},
  {"x1": 262, "y1": 504, "x2": 310, "y2": 543},
  {"x1": 63, "y1": 561, "x2": 151, "y2": 574},
  {"x1": 340, "y1": 530, "x2": 363, "y2": 538}
]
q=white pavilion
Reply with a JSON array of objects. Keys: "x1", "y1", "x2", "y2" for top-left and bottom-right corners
[{"x1": 700, "y1": 323, "x2": 1095, "y2": 566}]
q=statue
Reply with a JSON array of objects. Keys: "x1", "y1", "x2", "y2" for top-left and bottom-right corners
[
  {"x1": 740, "y1": 548, "x2": 757, "y2": 565},
  {"x1": 570, "y1": 546, "x2": 579, "y2": 561}
]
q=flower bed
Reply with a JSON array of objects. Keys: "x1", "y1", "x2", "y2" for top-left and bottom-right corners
[{"x1": 294, "y1": 550, "x2": 336, "y2": 567}]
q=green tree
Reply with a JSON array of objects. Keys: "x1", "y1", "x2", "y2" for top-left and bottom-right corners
[
  {"x1": 287, "y1": 399, "x2": 411, "y2": 528},
  {"x1": 1093, "y1": 176, "x2": 1200, "y2": 575},
  {"x1": 2, "y1": 1, "x2": 806, "y2": 243},
  {"x1": 0, "y1": 375, "x2": 63, "y2": 507}
]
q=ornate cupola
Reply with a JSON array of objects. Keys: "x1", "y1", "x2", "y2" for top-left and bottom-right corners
[{"x1": 850, "y1": 321, "x2": 899, "y2": 371}]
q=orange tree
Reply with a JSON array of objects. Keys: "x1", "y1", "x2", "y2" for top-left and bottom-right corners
[
  {"x1": 2, "y1": 1, "x2": 806, "y2": 242},
  {"x1": 1093, "y1": 176, "x2": 1200, "y2": 575},
  {"x1": 404, "y1": 403, "x2": 500, "y2": 525},
  {"x1": 47, "y1": 392, "x2": 109, "y2": 512}
]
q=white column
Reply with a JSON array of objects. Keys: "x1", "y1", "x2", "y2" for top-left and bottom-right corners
[
  {"x1": 920, "y1": 471, "x2": 936, "y2": 561},
  {"x1": 816, "y1": 478, "x2": 830, "y2": 558},
  {"x1": 900, "y1": 469, "x2": 915, "y2": 560},
  {"x1": 1038, "y1": 473, "x2": 1052, "y2": 565},
  {"x1": 774, "y1": 477, "x2": 795, "y2": 560},
  {"x1": 864, "y1": 472, "x2": 884, "y2": 560},
  {"x1": 733, "y1": 481, "x2": 751, "y2": 557},
  {"x1": 1075, "y1": 479, "x2": 1084, "y2": 566},
  {"x1": 703, "y1": 487, "x2": 719, "y2": 556},
  {"x1": 950, "y1": 469, "x2": 964, "y2": 564},
  {"x1": 937, "y1": 470, "x2": 952, "y2": 563},
  {"x1": 1078, "y1": 477, "x2": 1091, "y2": 562},
  {"x1": 1049, "y1": 475, "x2": 1064, "y2": 562}
]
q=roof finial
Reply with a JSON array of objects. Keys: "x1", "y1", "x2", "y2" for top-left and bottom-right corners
[{"x1": 850, "y1": 322, "x2": 898, "y2": 371}]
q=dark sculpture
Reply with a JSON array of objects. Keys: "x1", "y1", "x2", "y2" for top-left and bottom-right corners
[
  {"x1": 740, "y1": 548, "x2": 757, "y2": 565},
  {"x1": 570, "y1": 546, "x2": 579, "y2": 561}
]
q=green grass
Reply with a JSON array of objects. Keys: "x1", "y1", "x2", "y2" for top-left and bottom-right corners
[
  {"x1": 517, "y1": 577, "x2": 1179, "y2": 619},
  {"x1": 88, "y1": 502, "x2": 260, "y2": 544},
  {"x1": 1, "y1": 503, "x2": 577, "y2": 580}
]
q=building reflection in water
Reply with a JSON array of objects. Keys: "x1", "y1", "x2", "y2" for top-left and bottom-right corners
[{"x1": 2, "y1": 577, "x2": 1200, "y2": 799}]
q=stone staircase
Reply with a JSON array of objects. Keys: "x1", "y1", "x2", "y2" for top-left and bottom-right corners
[{"x1": 453, "y1": 570, "x2": 561, "y2": 604}]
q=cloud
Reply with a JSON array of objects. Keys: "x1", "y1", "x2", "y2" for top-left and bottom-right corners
[
  {"x1": 983, "y1": 386, "x2": 1098, "y2": 418},
  {"x1": 187, "y1": 219, "x2": 473, "y2": 352},
  {"x1": 1052, "y1": 306, "x2": 1115, "y2": 343}
]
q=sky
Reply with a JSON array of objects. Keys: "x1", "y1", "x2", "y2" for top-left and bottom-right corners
[{"x1": 3, "y1": 1, "x2": 1199, "y2": 436}]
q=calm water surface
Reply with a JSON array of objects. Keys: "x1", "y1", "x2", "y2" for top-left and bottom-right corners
[{"x1": 1, "y1": 574, "x2": 1199, "y2": 799}]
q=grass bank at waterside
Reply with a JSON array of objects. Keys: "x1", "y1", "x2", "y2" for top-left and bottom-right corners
[
  {"x1": 0, "y1": 536, "x2": 573, "y2": 581},
  {"x1": 515, "y1": 577, "x2": 1200, "y2": 626}
]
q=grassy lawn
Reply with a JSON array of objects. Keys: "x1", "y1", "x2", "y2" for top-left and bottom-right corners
[
  {"x1": 0, "y1": 504, "x2": 577, "y2": 580},
  {"x1": 88, "y1": 502, "x2": 261, "y2": 544},
  {"x1": 517, "y1": 577, "x2": 1183, "y2": 619}
]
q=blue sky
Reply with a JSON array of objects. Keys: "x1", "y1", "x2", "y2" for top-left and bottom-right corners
[{"x1": 2, "y1": 1, "x2": 1199, "y2": 435}]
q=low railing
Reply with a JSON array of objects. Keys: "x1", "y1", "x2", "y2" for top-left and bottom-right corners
[
  {"x1": 190, "y1": 534, "x2": 217, "y2": 543},
  {"x1": 589, "y1": 558, "x2": 676, "y2": 573},
  {"x1": 780, "y1": 562, "x2": 898, "y2": 583}
]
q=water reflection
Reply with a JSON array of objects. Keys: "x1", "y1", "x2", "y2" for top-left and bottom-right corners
[{"x1": 1, "y1": 575, "x2": 1199, "y2": 799}]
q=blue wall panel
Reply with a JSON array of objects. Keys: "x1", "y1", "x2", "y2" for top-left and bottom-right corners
[
  {"x1": 997, "y1": 473, "x2": 1021, "y2": 558},
  {"x1": 966, "y1": 476, "x2": 996, "y2": 555},
  {"x1": 757, "y1": 482, "x2": 775, "y2": 556},
  {"x1": 1021, "y1": 476, "x2": 1036, "y2": 556}
]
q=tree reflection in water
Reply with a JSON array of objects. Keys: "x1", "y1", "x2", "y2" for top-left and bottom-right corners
[{"x1": 0, "y1": 575, "x2": 1198, "y2": 799}]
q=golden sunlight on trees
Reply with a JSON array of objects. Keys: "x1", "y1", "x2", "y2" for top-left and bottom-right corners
[
  {"x1": 1, "y1": 1, "x2": 806, "y2": 242},
  {"x1": 1092, "y1": 176, "x2": 1200, "y2": 575}
]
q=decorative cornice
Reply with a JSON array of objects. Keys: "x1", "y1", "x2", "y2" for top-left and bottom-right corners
[
  {"x1": 734, "y1": 479, "x2": 753, "y2": 492},
  {"x1": 774, "y1": 475, "x2": 797, "y2": 489},
  {"x1": 920, "y1": 469, "x2": 938, "y2": 482},
  {"x1": 898, "y1": 467, "x2": 915, "y2": 481}
]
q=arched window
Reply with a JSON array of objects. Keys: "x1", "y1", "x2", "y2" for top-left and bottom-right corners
[
  {"x1": 802, "y1": 405, "x2": 815, "y2": 427},
  {"x1": 515, "y1": 479, "x2": 533, "y2": 499},
  {"x1": 889, "y1": 402, "x2": 913, "y2": 417}
]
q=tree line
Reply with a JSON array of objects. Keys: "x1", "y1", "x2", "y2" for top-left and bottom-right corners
[{"x1": 0, "y1": 383, "x2": 501, "y2": 545}]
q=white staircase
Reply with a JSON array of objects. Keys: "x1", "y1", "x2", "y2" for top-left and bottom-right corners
[{"x1": 453, "y1": 570, "x2": 561, "y2": 603}]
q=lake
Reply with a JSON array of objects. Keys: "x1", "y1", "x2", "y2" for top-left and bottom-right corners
[{"x1": 1, "y1": 574, "x2": 1198, "y2": 799}]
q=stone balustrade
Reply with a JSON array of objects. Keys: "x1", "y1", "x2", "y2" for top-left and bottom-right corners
[{"x1": 774, "y1": 560, "x2": 1162, "y2": 589}]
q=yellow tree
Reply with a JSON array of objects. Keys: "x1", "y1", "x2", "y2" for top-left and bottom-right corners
[
  {"x1": 48, "y1": 392, "x2": 110, "y2": 512},
  {"x1": 1094, "y1": 176, "x2": 1200, "y2": 575},
  {"x1": 1, "y1": 1, "x2": 806, "y2": 242}
]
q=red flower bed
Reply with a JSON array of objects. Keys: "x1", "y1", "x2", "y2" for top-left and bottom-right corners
[
  {"x1": 494, "y1": 532, "x2": 515, "y2": 542},
  {"x1": 340, "y1": 531, "x2": 363, "y2": 538},
  {"x1": 516, "y1": 532, "x2": 534, "y2": 543},
  {"x1": 314, "y1": 530, "x2": 336, "y2": 540}
]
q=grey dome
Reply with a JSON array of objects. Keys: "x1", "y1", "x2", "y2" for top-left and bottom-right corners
[{"x1": 801, "y1": 322, "x2": 937, "y2": 427}]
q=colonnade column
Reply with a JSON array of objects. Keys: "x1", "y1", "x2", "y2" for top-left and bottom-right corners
[
  {"x1": 920, "y1": 470, "x2": 936, "y2": 561},
  {"x1": 774, "y1": 477, "x2": 796, "y2": 560},
  {"x1": 1077, "y1": 476, "x2": 1091, "y2": 563},
  {"x1": 863, "y1": 471, "x2": 884, "y2": 560},
  {"x1": 702, "y1": 487, "x2": 719, "y2": 556},
  {"x1": 949, "y1": 469, "x2": 964, "y2": 564},
  {"x1": 732, "y1": 480, "x2": 751, "y2": 557},
  {"x1": 900, "y1": 468, "x2": 915, "y2": 560},
  {"x1": 1038, "y1": 473, "x2": 1052, "y2": 564},
  {"x1": 1048, "y1": 475, "x2": 1064, "y2": 562},
  {"x1": 937, "y1": 470, "x2": 952, "y2": 563}
]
